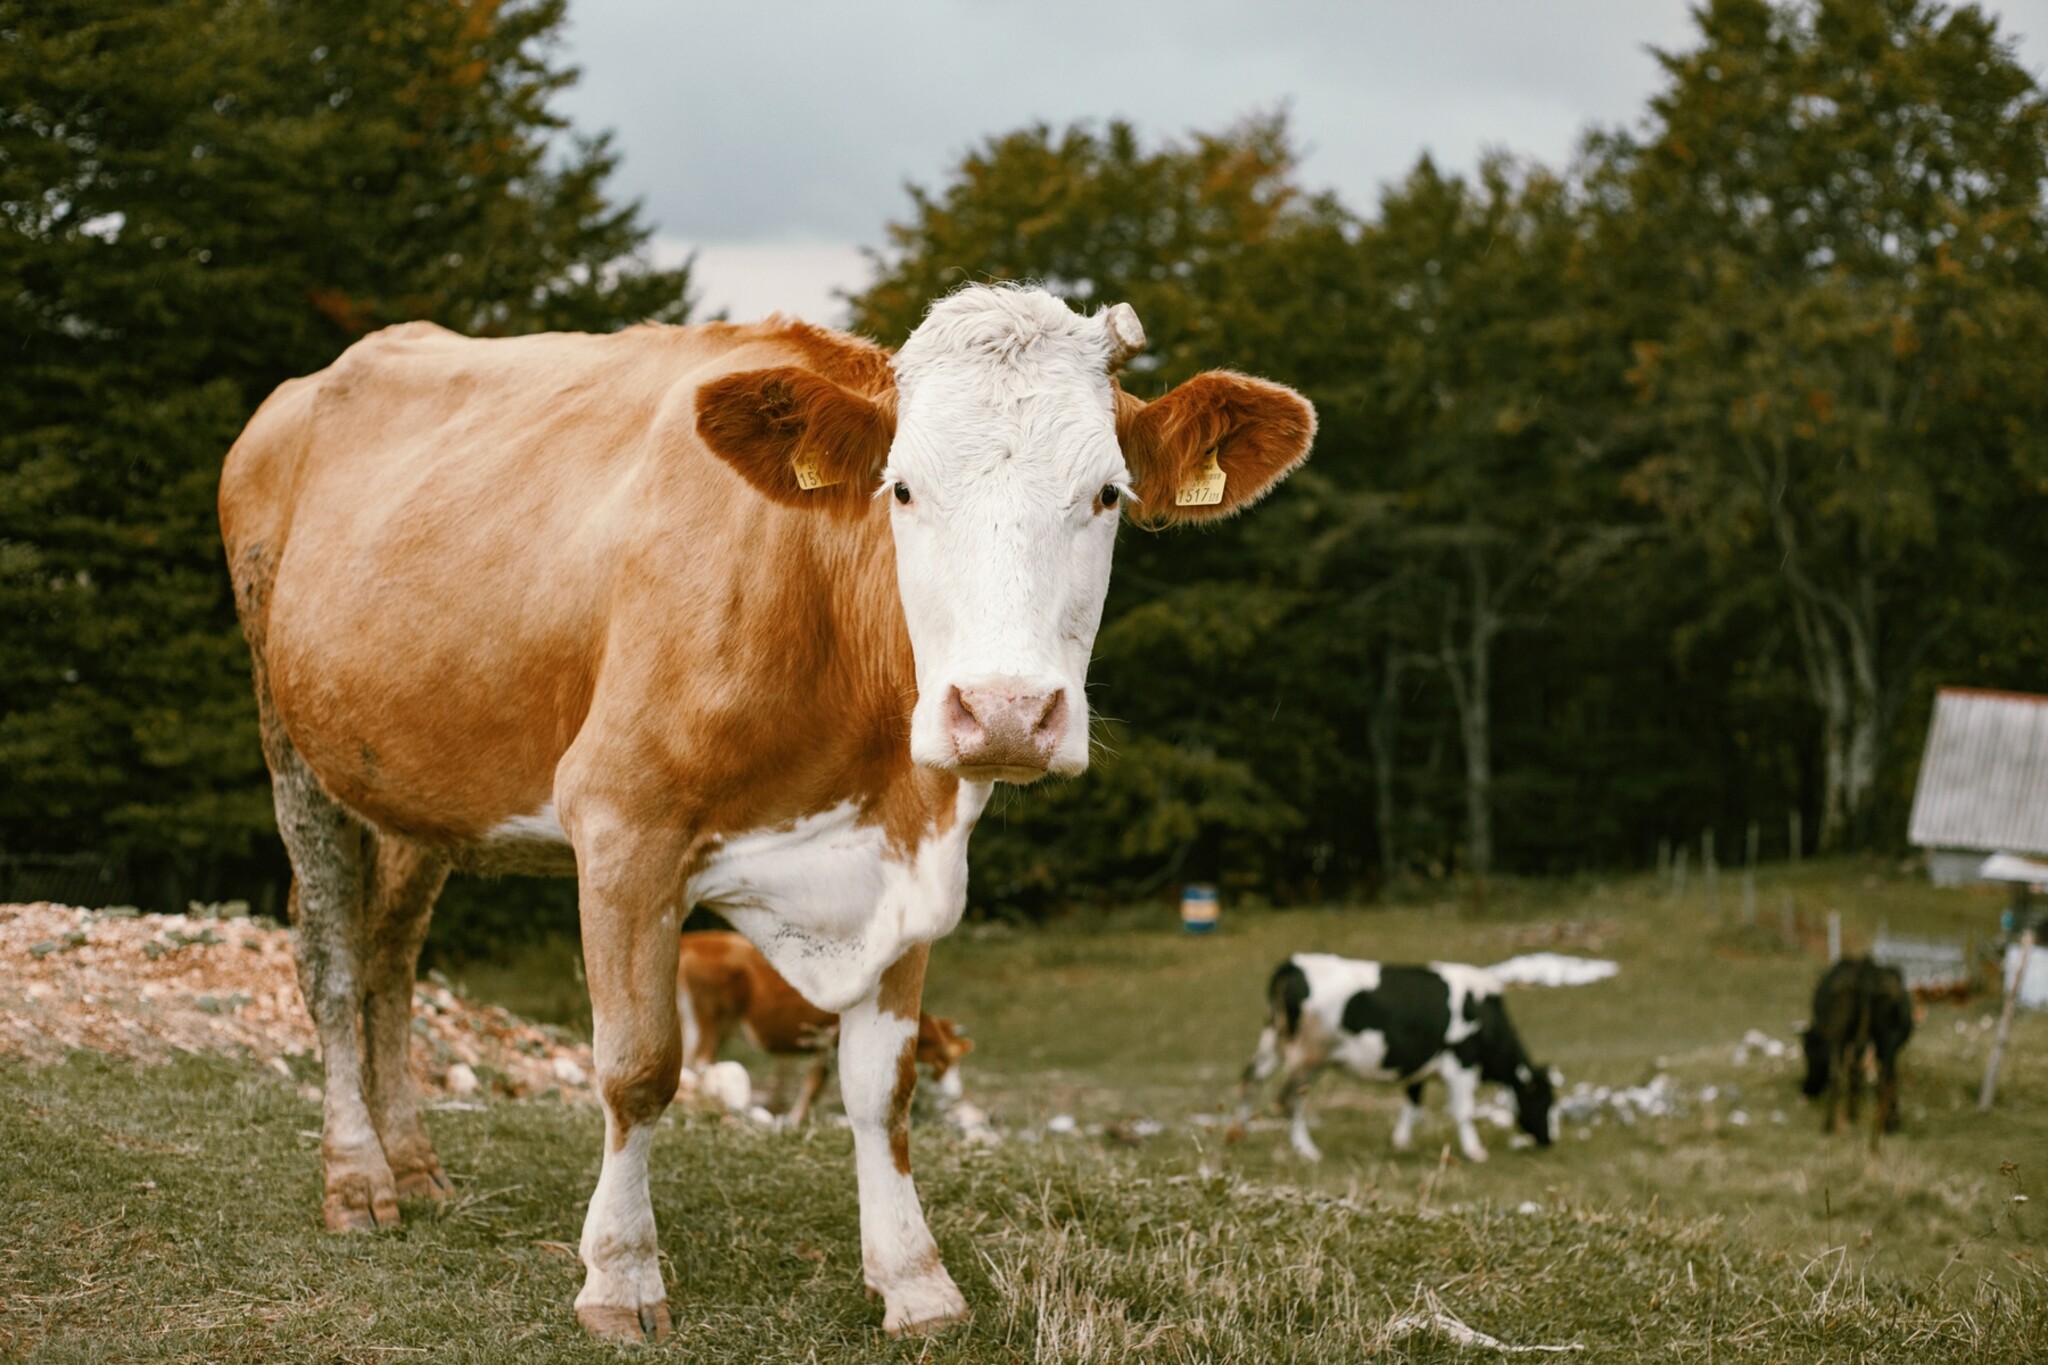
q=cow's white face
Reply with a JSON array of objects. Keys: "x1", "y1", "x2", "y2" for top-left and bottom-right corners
[
  {"x1": 884, "y1": 290, "x2": 1135, "y2": 781},
  {"x1": 695, "y1": 283, "x2": 1317, "y2": 785}
]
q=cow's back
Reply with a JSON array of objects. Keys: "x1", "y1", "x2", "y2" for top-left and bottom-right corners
[{"x1": 219, "y1": 318, "x2": 895, "y2": 845}]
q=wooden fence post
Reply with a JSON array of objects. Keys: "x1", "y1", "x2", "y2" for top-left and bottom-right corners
[
  {"x1": 1704, "y1": 829, "x2": 1719, "y2": 917},
  {"x1": 1980, "y1": 929, "x2": 2037, "y2": 1113},
  {"x1": 1789, "y1": 810, "x2": 1802, "y2": 865}
]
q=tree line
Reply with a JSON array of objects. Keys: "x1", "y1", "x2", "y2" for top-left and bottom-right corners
[{"x1": 5, "y1": 0, "x2": 2045, "y2": 932}]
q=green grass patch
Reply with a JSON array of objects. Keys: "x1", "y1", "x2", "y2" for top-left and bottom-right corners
[{"x1": 4, "y1": 858, "x2": 2044, "y2": 1361}]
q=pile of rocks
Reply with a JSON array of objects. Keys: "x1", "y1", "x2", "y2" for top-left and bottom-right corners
[{"x1": 0, "y1": 901, "x2": 595, "y2": 1100}]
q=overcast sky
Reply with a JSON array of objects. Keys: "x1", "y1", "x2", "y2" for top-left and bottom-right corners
[{"x1": 552, "y1": 1, "x2": 2048, "y2": 325}]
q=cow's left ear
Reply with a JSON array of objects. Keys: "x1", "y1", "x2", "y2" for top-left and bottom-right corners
[
  {"x1": 695, "y1": 366, "x2": 895, "y2": 516},
  {"x1": 1115, "y1": 371, "x2": 1315, "y2": 525}
]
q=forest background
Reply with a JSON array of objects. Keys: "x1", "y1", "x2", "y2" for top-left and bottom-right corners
[{"x1": 7, "y1": 0, "x2": 2046, "y2": 950}]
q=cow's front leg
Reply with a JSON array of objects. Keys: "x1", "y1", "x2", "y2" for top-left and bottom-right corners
[
  {"x1": 568, "y1": 813, "x2": 686, "y2": 1345},
  {"x1": 788, "y1": 1052, "x2": 832, "y2": 1127},
  {"x1": 1278, "y1": 1063, "x2": 1323, "y2": 1162},
  {"x1": 1441, "y1": 1059, "x2": 1488, "y2": 1163},
  {"x1": 839, "y1": 943, "x2": 967, "y2": 1335}
]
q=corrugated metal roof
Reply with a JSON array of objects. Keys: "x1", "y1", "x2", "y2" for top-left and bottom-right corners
[{"x1": 1907, "y1": 688, "x2": 2048, "y2": 855}]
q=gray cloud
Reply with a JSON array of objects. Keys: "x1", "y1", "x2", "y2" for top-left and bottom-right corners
[{"x1": 556, "y1": 0, "x2": 2048, "y2": 321}]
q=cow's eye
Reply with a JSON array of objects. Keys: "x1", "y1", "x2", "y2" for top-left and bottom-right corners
[
  {"x1": 893, "y1": 481, "x2": 912, "y2": 505},
  {"x1": 1099, "y1": 484, "x2": 1120, "y2": 510}
]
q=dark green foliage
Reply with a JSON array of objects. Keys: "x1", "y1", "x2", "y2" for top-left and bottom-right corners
[
  {"x1": 10, "y1": 0, "x2": 2048, "y2": 941},
  {"x1": 851, "y1": 1, "x2": 2048, "y2": 910},
  {"x1": 0, "y1": 0, "x2": 690, "y2": 906}
]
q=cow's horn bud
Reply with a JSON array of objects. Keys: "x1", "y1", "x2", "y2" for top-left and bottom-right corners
[{"x1": 1102, "y1": 302, "x2": 1145, "y2": 371}]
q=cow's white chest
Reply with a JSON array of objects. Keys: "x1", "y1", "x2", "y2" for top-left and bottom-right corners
[
  {"x1": 687, "y1": 803, "x2": 891, "y2": 938},
  {"x1": 689, "y1": 785, "x2": 990, "y2": 1013},
  {"x1": 478, "y1": 786, "x2": 989, "y2": 1013}
]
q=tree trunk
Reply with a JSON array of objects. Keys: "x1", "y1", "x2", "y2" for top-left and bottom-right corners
[
  {"x1": 1367, "y1": 643, "x2": 1405, "y2": 883},
  {"x1": 1440, "y1": 547, "x2": 1497, "y2": 881},
  {"x1": 1752, "y1": 439, "x2": 1887, "y2": 853},
  {"x1": 1788, "y1": 573, "x2": 1882, "y2": 852}
]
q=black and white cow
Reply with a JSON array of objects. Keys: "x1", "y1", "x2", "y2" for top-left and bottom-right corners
[{"x1": 1239, "y1": 954, "x2": 1556, "y2": 1162}]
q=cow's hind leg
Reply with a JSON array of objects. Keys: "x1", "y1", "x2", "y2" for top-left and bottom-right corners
[
  {"x1": 362, "y1": 837, "x2": 451, "y2": 1200},
  {"x1": 567, "y1": 814, "x2": 685, "y2": 1344},
  {"x1": 1824, "y1": 1042, "x2": 1852, "y2": 1135},
  {"x1": 1392, "y1": 1080, "x2": 1426, "y2": 1153},
  {"x1": 272, "y1": 748, "x2": 397, "y2": 1231},
  {"x1": 840, "y1": 943, "x2": 968, "y2": 1335}
]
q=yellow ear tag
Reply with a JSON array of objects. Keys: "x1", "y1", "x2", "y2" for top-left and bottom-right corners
[
  {"x1": 792, "y1": 449, "x2": 840, "y2": 491},
  {"x1": 1176, "y1": 450, "x2": 1227, "y2": 507}
]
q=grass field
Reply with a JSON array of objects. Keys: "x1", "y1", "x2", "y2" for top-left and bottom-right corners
[{"x1": 4, "y1": 859, "x2": 2045, "y2": 1361}]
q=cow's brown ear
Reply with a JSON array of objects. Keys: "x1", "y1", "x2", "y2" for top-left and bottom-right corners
[
  {"x1": 1115, "y1": 371, "x2": 1315, "y2": 525},
  {"x1": 695, "y1": 366, "x2": 895, "y2": 515}
]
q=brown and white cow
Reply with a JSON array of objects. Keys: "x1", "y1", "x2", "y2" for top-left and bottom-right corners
[
  {"x1": 217, "y1": 284, "x2": 1313, "y2": 1341},
  {"x1": 677, "y1": 929, "x2": 972, "y2": 1124}
]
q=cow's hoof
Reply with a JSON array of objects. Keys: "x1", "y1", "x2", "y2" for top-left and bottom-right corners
[
  {"x1": 888, "y1": 1305, "x2": 970, "y2": 1337},
  {"x1": 393, "y1": 1162, "x2": 454, "y2": 1202},
  {"x1": 323, "y1": 1171, "x2": 401, "y2": 1232},
  {"x1": 881, "y1": 1276, "x2": 969, "y2": 1336},
  {"x1": 577, "y1": 1301, "x2": 673, "y2": 1344}
]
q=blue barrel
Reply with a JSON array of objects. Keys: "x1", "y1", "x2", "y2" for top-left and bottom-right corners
[{"x1": 1180, "y1": 883, "x2": 1219, "y2": 934}]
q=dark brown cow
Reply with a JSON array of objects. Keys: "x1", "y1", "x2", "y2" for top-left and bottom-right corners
[
  {"x1": 1801, "y1": 956, "x2": 1914, "y2": 1149},
  {"x1": 218, "y1": 284, "x2": 1313, "y2": 1340}
]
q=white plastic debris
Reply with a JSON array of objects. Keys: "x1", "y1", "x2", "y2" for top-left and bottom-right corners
[
  {"x1": 1376, "y1": 1285, "x2": 1583, "y2": 1354},
  {"x1": 700, "y1": 1060, "x2": 752, "y2": 1114},
  {"x1": 1555, "y1": 1074, "x2": 1682, "y2": 1125},
  {"x1": 947, "y1": 1100, "x2": 1001, "y2": 1146},
  {"x1": 1487, "y1": 954, "x2": 1619, "y2": 988},
  {"x1": 1046, "y1": 1113, "x2": 1078, "y2": 1136},
  {"x1": 446, "y1": 1062, "x2": 480, "y2": 1098},
  {"x1": 1732, "y1": 1028, "x2": 1794, "y2": 1065}
]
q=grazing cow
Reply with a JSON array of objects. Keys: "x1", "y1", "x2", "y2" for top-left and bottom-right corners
[
  {"x1": 678, "y1": 930, "x2": 973, "y2": 1124},
  {"x1": 1240, "y1": 954, "x2": 1556, "y2": 1163},
  {"x1": 218, "y1": 284, "x2": 1313, "y2": 1340},
  {"x1": 1800, "y1": 957, "x2": 1913, "y2": 1147}
]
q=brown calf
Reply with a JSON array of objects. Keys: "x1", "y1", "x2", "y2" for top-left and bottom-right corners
[{"x1": 678, "y1": 930, "x2": 972, "y2": 1124}]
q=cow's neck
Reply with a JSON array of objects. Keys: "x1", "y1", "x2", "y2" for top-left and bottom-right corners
[{"x1": 771, "y1": 497, "x2": 965, "y2": 845}]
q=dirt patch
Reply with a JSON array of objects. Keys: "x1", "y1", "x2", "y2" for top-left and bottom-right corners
[{"x1": 0, "y1": 902, "x2": 594, "y2": 1099}]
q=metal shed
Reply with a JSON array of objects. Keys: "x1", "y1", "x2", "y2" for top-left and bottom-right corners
[{"x1": 1907, "y1": 687, "x2": 2048, "y2": 885}]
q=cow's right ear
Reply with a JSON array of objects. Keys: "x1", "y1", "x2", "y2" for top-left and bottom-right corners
[{"x1": 695, "y1": 366, "x2": 895, "y2": 515}]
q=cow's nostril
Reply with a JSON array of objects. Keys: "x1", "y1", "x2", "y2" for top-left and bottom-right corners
[
  {"x1": 944, "y1": 685, "x2": 985, "y2": 739},
  {"x1": 1033, "y1": 689, "x2": 1068, "y2": 739}
]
